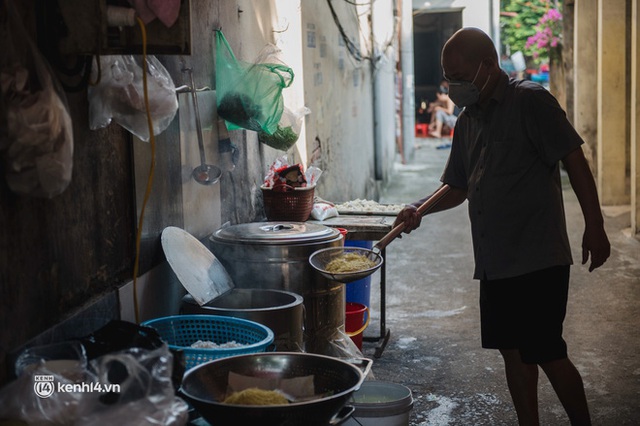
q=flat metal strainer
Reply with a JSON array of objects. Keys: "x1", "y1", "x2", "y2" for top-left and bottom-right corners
[
  {"x1": 309, "y1": 184, "x2": 451, "y2": 283},
  {"x1": 309, "y1": 247, "x2": 384, "y2": 283}
]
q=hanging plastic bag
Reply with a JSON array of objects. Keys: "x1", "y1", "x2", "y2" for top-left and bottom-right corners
[
  {"x1": 258, "y1": 106, "x2": 310, "y2": 151},
  {"x1": 0, "y1": 0, "x2": 74, "y2": 198},
  {"x1": 215, "y1": 30, "x2": 294, "y2": 134},
  {"x1": 88, "y1": 55, "x2": 178, "y2": 141}
]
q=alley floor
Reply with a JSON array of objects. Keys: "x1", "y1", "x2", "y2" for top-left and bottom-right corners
[{"x1": 362, "y1": 137, "x2": 640, "y2": 425}]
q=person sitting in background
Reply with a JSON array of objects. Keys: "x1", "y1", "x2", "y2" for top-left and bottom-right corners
[{"x1": 427, "y1": 84, "x2": 458, "y2": 138}]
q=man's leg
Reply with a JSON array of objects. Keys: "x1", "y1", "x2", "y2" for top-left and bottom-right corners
[
  {"x1": 429, "y1": 110, "x2": 445, "y2": 137},
  {"x1": 500, "y1": 349, "x2": 540, "y2": 426},
  {"x1": 428, "y1": 108, "x2": 437, "y2": 131},
  {"x1": 429, "y1": 118, "x2": 443, "y2": 138},
  {"x1": 540, "y1": 358, "x2": 592, "y2": 426}
]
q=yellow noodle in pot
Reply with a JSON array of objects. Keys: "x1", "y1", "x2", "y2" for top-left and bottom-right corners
[
  {"x1": 324, "y1": 252, "x2": 377, "y2": 273},
  {"x1": 223, "y1": 388, "x2": 289, "y2": 405}
]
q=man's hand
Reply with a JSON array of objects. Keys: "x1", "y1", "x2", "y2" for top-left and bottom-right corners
[
  {"x1": 393, "y1": 204, "x2": 421, "y2": 234},
  {"x1": 582, "y1": 223, "x2": 611, "y2": 272},
  {"x1": 392, "y1": 185, "x2": 466, "y2": 236},
  {"x1": 561, "y1": 148, "x2": 611, "y2": 272}
]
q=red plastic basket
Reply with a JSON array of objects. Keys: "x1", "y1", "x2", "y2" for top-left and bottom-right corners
[{"x1": 261, "y1": 185, "x2": 315, "y2": 222}]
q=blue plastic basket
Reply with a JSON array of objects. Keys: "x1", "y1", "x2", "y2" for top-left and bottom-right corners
[{"x1": 141, "y1": 315, "x2": 274, "y2": 370}]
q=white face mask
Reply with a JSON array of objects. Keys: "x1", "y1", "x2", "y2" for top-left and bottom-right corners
[{"x1": 447, "y1": 62, "x2": 490, "y2": 108}]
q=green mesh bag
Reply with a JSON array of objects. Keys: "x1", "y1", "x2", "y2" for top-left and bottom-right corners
[{"x1": 214, "y1": 30, "x2": 294, "y2": 134}]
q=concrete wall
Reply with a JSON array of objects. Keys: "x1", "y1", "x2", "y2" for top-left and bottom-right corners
[
  {"x1": 633, "y1": 0, "x2": 640, "y2": 234},
  {"x1": 300, "y1": 1, "x2": 376, "y2": 202},
  {"x1": 0, "y1": 0, "x2": 399, "y2": 384},
  {"x1": 574, "y1": 0, "x2": 598, "y2": 170},
  {"x1": 597, "y1": 0, "x2": 629, "y2": 206},
  {"x1": 574, "y1": 0, "x2": 639, "y2": 236}
]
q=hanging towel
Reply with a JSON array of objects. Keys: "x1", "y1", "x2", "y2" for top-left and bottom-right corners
[{"x1": 128, "y1": 0, "x2": 181, "y2": 28}]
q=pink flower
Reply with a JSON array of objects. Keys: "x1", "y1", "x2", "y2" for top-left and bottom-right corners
[
  {"x1": 524, "y1": 7, "x2": 562, "y2": 63},
  {"x1": 547, "y1": 9, "x2": 562, "y2": 21}
]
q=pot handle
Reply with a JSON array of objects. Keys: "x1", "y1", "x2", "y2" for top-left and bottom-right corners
[
  {"x1": 329, "y1": 405, "x2": 355, "y2": 425},
  {"x1": 345, "y1": 306, "x2": 371, "y2": 338},
  {"x1": 176, "y1": 387, "x2": 190, "y2": 404},
  {"x1": 346, "y1": 357, "x2": 373, "y2": 387}
]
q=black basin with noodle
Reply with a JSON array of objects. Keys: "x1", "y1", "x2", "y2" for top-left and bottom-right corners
[{"x1": 179, "y1": 352, "x2": 372, "y2": 426}]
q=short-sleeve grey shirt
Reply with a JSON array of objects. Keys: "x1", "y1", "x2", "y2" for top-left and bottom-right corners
[{"x1": 442, "y1": 71, "x2": 583, "y2": 280}]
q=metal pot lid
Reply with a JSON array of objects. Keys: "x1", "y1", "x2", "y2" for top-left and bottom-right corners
[
  {"x1": 161, "y1": 226, "x2": 234, "y2": 305},
  {"x1": 211, "y1": 222, "x2": 339, "y2": 244}
]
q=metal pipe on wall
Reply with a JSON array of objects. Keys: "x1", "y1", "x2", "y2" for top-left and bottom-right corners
[
  {"x1": 400, "y1": 0, "x2": 416, "y2": 162},
  {"x1": 371, "y1": 0, "x2": 382, "y2": 180}
]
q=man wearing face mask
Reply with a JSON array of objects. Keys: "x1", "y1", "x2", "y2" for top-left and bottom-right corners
[{"x1": 393, "y1": 27, "x2": 610, "y2": 425}]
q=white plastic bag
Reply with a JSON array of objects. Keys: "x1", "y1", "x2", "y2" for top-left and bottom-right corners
[
  {"x1": 258, "y1": 106, "x2": 310, "y2": 151},
  {"x1": 75, "y1": 345, "x2": 188, "y2": 425},
  {"x1": 0, "y1": 0, "x2": 74, "y2": 198},
  {"x1": 0, "y1": 362, "x2": 84, "y2": 425},
  {"x1": 0, "y1": 342, "x2": 188, "y2": 426},
  {"x1": 88, "y1": 55, "x2": 178, "y2": 141},
  {"x1": 310, "y1": 202, "x2": 338, "y2": 221}
]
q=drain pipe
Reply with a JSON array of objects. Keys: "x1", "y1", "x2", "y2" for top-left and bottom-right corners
[
  {"x1": 400, "y1": 0, "x2": 415, "y2": 163},
  {"x1": 371, "y1": 1, "x2": 383, "y2": 181}
]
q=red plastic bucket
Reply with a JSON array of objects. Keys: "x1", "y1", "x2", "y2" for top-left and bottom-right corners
[
  {"x1": 346, "y1": 302, "x2": 370, "y2": 350},
  {"x1": 337, "y1": 228, "x2": 348, "y2": 245}
]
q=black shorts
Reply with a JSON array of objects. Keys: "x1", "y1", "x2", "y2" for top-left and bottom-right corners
[{"x1": 479, "y1": 265, "x2": 570, "y2": 364}]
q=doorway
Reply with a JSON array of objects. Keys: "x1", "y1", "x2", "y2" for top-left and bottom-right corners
[{"x1": 413, "y1": 10, "x2": 462, "y2": 123}]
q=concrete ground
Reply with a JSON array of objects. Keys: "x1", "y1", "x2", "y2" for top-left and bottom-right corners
[{"x1": 361, "y1": 137, "x2": 640, "y2": 425}]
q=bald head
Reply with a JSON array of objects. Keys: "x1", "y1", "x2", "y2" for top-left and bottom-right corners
[
  {"x1": 441, "y1": 28, "x2": 501, "y2": 106},
  {"x1": 442, "y1": 27, "x2": 499, "y2": 73}
]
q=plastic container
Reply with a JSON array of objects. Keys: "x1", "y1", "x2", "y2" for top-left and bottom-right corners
[
  {"x1": 345, "y1": 302, "x2": 369, "y2": 349},
  {"x1": 344, "y1": 240, "x2": 373, "y2": 307},
  {"x1": 141, "y1": 315, "x2": 274, "y2": 370},
  {"x1": 337, "y1": 228, "x2": 348, "y2": 245},
  {"x1": 343, "y1": 381, "x2": 414, "y2": 426}
]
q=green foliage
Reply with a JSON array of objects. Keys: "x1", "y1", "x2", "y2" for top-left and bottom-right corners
[{"x1": 500, "y1": 0, "x2": 563, "y2": 66}]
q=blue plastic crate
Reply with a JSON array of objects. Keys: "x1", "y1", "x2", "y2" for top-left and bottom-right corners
[{"x1": 141, "y1": 315, "x2": 274, "y2": 370}]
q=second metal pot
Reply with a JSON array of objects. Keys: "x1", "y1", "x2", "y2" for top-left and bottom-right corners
[{"x1": 180, "y1": 288, "x2": 304, "y2": 352}]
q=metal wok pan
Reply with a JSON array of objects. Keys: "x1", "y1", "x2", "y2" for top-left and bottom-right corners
[
  {"x1": 309, "y1": 184, "x2": 451, "y2": 283},
  {"x1": 179, "y1": 352, "x2": 372, "y2": 426}
]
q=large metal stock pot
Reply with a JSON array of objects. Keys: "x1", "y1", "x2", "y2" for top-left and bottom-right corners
[{"x1": 209, "y1": 222, "x2": 344, "y2": 353}]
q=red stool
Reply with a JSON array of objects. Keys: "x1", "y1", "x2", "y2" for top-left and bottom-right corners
[{"x1": 415, "y1": 123, "x2": 428, "y2": 137}]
